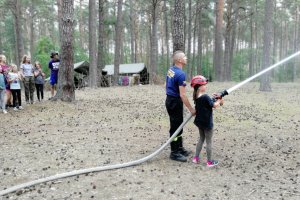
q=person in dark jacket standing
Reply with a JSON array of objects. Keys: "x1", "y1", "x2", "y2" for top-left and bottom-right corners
[
  {"x1": 48, "y1": 52, "x2": 60, "y2": 99},
  {"x1": 165, "y1": 51, "x2": 196, "y2": 162}
]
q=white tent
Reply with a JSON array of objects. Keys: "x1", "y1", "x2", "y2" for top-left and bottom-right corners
[{"x1": 103, "y1": 63, "x2": 146, "y2": 75}]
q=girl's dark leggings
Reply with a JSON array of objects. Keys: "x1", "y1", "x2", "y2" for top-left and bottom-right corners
[
  {"x1": 11, "y1": 89, "x2": 21, "y2": 107},
  {"x1": 195, "y1": 127, "x2": 213, "y2": 161},
  {"x1": 35, "y1": 84, "x2": 44, "y2": 100}
]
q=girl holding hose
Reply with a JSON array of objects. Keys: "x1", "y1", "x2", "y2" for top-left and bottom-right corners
[{"x1": 190, "y1": 75, "x2": 224, "y2": 167}]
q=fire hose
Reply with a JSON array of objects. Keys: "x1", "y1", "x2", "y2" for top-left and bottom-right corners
[{"x1": 1, "y1": 50, "x2": 300, "y2": 196}]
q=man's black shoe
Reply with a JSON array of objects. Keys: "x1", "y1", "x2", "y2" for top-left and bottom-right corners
[
  {"x1": 170, "y1": 152, "x2": 187, "y2": 162},
  {"x1": 179, "y1": 147, "x2": 191, "y2": 157}
]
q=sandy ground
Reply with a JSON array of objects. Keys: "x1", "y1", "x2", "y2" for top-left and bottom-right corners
[{"x1": 0, "y1": 82, "x2": 300, "y2": 200}]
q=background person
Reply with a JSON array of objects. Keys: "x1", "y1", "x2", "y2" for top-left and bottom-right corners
[
  {"x1": 48, "y1": 52, "x2": 60, "y2": 99},
  {"x1": 20, "y1": 55, "x2": 35, "y2": 104},
  {"x1": 0, "y1": 66, "x2": 7, "y2": 114},
  {"x1": 8, "y1": 64, "x2": 23, "y2": 110},
  {"x1": 34, "y1": 61, "x2": 45, "y2": 102},
  {"x1": 0, "y1": 55, "x2": 12, "y2": 108}
]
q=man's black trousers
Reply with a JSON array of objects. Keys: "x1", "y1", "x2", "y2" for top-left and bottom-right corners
[{"x1": 165, "y1": 95, "x2": 184, "y2": 152}]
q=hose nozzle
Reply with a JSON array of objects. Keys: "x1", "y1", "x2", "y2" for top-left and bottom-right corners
[{"x1": 212, "y1": 90, "x2": 228, "y2": 101}]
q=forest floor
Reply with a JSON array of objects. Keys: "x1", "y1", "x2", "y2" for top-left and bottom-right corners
[{"x1": 0, "y1": 82, "x2": 300, "y2": 200}]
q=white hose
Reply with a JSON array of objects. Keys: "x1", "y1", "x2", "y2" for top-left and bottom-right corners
[
  {"x1": 226, "y1": 51, "x2": 300, "y2": 94},
  {"x1": 0, "y1": 113, "x2": 193, "y2": 196}
]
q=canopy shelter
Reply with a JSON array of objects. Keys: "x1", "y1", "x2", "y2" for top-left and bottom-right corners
[
  {"x1": 74, "y1": 61, "x2": 89, "y2": 75},
  {"x1": 103, "y1": 63, "x2": 149, "y2": 85},
  {"x1": 73, "y1": 61, "x2": 89, "y2": 88}
]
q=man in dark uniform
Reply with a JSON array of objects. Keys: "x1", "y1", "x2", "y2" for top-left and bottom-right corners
[{"x1": 165, "y1": 51, "x2": 196, "y2": 162}]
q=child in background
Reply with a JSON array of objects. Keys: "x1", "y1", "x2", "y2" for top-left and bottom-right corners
[
  {"x1": 190, "y1": 75, "x2": 224, "y2": 167},
  {"x1": 34, "y1": 61, "x2": 45, "y2": 102},
  {"x1": 0, "y1": 54, "x2": 13, "y2": 108},
  {"x1": 8, "y1": 64, "x2": 23, "y2": 111},
  {"x1": 48, "y1": 52, "x2": 60, "y2": 99},
  {"x1": 0, "y1": 66, "x2": 7, "y2": 114}
]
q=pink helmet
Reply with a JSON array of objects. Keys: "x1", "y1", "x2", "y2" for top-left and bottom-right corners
[{"x1": 191, "y1": 75, "x2": 208, "y2": 88}]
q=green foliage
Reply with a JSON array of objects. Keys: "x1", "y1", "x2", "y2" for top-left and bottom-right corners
[
  {"x1": 158, "y1": 55, "x2": 169, "y2": 76},
  {"x1": 274, "y1": 62, "x2": 296, "y2": 82},
  {"x1": 122, "y1": 46, "x2": 132, "y2": 64},
  {"x1": 232, "y1": 50, "x2": 250, "y2": 81},
  {"x1": 201, "y1": 54, "x2": 213, "y2": 81},
  {"x1": 1, "y1": 15, "x2": 16, "y2": 64},
  {"x1": 74, "y1": 43, "x2": 88, "y2": 63},
  {"x1": 33, "y1": 36, "x2": 57, "y2": 77},
  {"x1": 104, "y1": 52, "x2": 114, "y2": 66},
  {"x1": 34, "y1": 36, "x2": 56, "y2": 56}
]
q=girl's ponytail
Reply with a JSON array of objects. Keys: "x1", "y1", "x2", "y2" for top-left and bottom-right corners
[{"x1": 193, "y1": 85, "x2": 200, "y2": 103}]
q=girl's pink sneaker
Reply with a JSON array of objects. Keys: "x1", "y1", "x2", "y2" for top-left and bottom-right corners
[
  {"x1": 192, "y1": 156, "x2": 200, "y2": 164},
  {"x1": 207, "y1": 160, "x2": 219, "y2": 167}
]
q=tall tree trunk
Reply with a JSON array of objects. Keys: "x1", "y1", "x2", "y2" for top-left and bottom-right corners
[
  {"x1": 196, "y1": 0, "x2": 203, "y2": 76},
  {"x1": 191, "y1": 5, "x2": 197, "y2": 77},
  {"x1": 254, "y1": 0, "x2": 259, "y2": 74},
  {"x1": 213, "y1": 0, "x2": 224, "y2": 81},
  {"x1": 163, "y1": 0, "x2": 170, "y2": 68},
  {"x1": 283, "y1": 20, "x2": 288, "y2": 79},
  {"x1": 260, "y1": 0, "x2": 273, "y2": 91},
  {"x1": 293, "y1": 6, "x2": 299, "y2": 82},
  {"x1": 187, "y1": 0, "x2": 192, "y2": 81},
  {"x1": 12, "y1": 0, "x2": 25, "y2": 64},
  {"x1": 79, "y1": 0, "x2": 84, "y2": 50},
  {"x1": 249, "y1": 8, "x2": 254, "y2": 76},
  {"x1": 29, "y1": 0, "x2": 35, "y2": 57},
  {"x1": 23, "y1": 11, "x2": 29, "y2": 54},
  {"x1": 292, "y1": 19, "x2": 297, "y2": 82},
  {"x1": 120, "y1": 27, "x2": 124, "y2": 64},
  {"x1": 57, "y1": 0, "x2": 63, "y2": 45},
  {"x1": 228, "y1": 1, "x2": 239, "y2": 81},
  {"x1": 129, "y1": 0, "x2": 135, "y2": 63},
  {"x1": 114, "y1": 0, "x2": 123, "y2": 85},
  {"x1": 196, "y1": 0, "x2": 204, "y2": 76},
  {"x1": 48, "y1": 3, "x2": 56, "y2": 43},
  {"x1": 272, "y1": 2, "x2": 277, "y2": 79},
  {"x1": 150, "y1": 0, "x2": 159, "y2": 84},
  {"x1": 55, "y1": 0, "x2": 75, "y2": 101},
  {"x1": 173, "y1": 0, "x2": 185, "y2": 52},
  {"x1": 139, "y1": 13, "x2": 145, "y2": 62},
  {"x1": 134, "y1": 25, "x2": 139, "y2": 63},
  {"x1": 89, "y1": 0, "x2": 98, "y2": 88},
  {"x1": 223, "y1": 0, "x2": 232, "y2": 81},
  {"x1": 98, "y1": 0, "x2": 105, "y2": 83},
  {"x1": 160, "y1": 16, "x2": 165, "y2": 71}
]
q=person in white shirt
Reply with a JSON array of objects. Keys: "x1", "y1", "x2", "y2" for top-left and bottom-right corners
[
  {"x1": 8, "y1": 64, "x2": 23, "y2": 111},
  {"x1": 20, "y1": 55, "x2": 35, "y2": 104}
]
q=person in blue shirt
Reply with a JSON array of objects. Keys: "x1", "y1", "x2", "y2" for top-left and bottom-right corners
[
  {"x1": 165, "y1": 51, "x2": 196, "y2": 162},
  {"x1": 48, "y1": 52, "x2": 60, "y2": 99}
]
